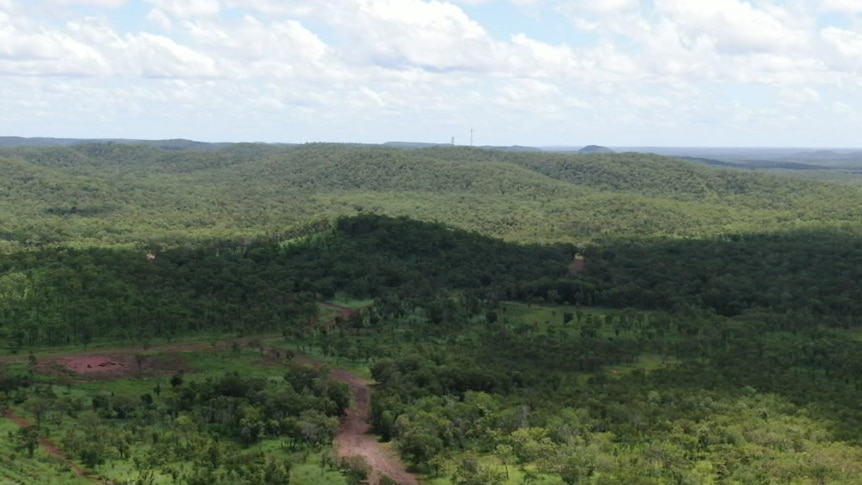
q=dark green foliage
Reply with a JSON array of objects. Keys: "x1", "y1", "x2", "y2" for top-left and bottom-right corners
[
  {"x1": 13, "y1": 426, "x2": 39, "y2": 458},
  {"x1": 294, "y1": 214, "x2": 574, "y2": 298},
  {"x1": 565, "y1": 227, "x2": 862, "y2": 320},
  {"x1": 170, "y1": 369, "x2": 342, "y2": 447},
  {"x1": 0, "y1": 214, "x2": 570, "y2": 350},
  {"x1": 339, "y1": 455, "x2": 370, "y2": 485},
  {"x1": 362, "y1": 293, "x2": 862, "y2": 483}
]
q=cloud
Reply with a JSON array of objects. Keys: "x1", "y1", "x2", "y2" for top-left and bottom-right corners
[
  {"x1": 222, "y1": 0, "x2": 315, "y2": 16},
  {"x1": 184, "y1": 16, "x2": 340, "y2": 80},
  {"x1": 0, "y1": 11, "x2": 110, "y2": 76},
  {"x1": 324, "y1": 0, "x2": 499, "y2": 72},
  {"x1": 821, "y1": 0, "x2": 862, "y2": 14},
  {"x1": 132, "y1": 33, "x2": 218, "y2": 78},
  {"x1": 820, "y1": 26, "x2": 862, "y2": 71},
  {"x1": 52, "y1": 0, "x2": 127, "y2": 7},
  {"x1": 0, "y1": 0, "x2": 860, "y2": 146},
  {"x1": 145, "y1": 0, "x2": 221, "y2": 18},
  {"x1": 566, "y1": 0, "x2": 638, "y2": 14},
  {"x1": 654, "y1": 0, "x2": 810, "y2": 56}
]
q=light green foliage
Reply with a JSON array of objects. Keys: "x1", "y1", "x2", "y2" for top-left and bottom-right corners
[
  {"x1": 1, "y1": 346, "x2": 352, "y2": 484},
  {"x1": 2, "y1": 143, "x2": 862, "y2": 250}
]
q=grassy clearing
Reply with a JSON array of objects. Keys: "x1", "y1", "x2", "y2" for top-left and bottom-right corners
[
  {"x1": 500, "y1": 301, "x2": 610, "y2": 328},
  {"x1": 290, "y1": 460, "x2": 349, "y2": 485},
  {"x1": 330, "y1": 293, "x2": 375, "y2": 309},
  {"x1": 500, "y1": 301, "x2": 651, "y2": 339},
  {"x1": 318, "y1": 304, "x2": 342, "y2": 324},
  {"x1": 272, "y1": 340, "x2": 373, "y2": 380},
  {"x1": 0, "y1": 331, "x2": 257, "y2": 360}
]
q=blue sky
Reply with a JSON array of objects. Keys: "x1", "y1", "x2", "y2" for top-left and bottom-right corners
[{"x1": 1, "y1": 0, "x2": 861, "y2": 146}]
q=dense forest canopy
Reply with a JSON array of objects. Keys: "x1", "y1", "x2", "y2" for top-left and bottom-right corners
[{"x1": 4, "y1": 142, "x2": 862, "y2": 484}]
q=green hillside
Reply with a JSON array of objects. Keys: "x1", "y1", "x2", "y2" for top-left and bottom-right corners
[
  {"x1": 3, "y1": 138, "x2": 862, "y2": 485},
  {"x1": 2, "y1": 143, "x2": 862, "y2": 251}
]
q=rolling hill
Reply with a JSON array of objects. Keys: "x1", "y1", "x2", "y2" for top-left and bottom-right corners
[{"x1": 1, "y1": 142, "x2": 861, "y2": 250}]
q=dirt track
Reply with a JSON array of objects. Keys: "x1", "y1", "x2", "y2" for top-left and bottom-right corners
[
  {"x1": 331, "y1": 369, "x2": 420, "y2": 485},
  {"x1": 0, "y1": 303, "x2": 421, "y2": 485}
]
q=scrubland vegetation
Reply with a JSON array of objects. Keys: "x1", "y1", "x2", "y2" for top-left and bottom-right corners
[{"x1": 3, "y1": 143, "x2": 862, "y2": 484}]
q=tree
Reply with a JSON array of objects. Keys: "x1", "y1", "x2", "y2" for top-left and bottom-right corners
[
  {"x1": 340, "y1": 456, "x2": 370, "y2": 485},
  {"x1": 15, "y1": 425, "x2": 39, "y2": 458},
  {"x1": 452, "y1": 455, "x2": 505, "y2": 485}
]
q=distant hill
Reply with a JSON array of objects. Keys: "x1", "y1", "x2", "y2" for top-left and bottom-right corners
[
  {"x1": 383, "y1": 141, "x2": 447, "y2": 149},
  {"x1": 1, "y1": 142, "x2": 861, "y2": 249},
  {"x1": 579, "y1": 145, "x2": 614, "y2": 153},
  {"x1": 0, "y1": 136, "x2": 235, "y2": 151},
  {"x1": 384, "y1": 141, "x2": 541, "y2": 152},
  {"x1": 484, "y1": 145, "x2": 541, "y2": 152},
  {"x1": 780, "y1": 149, "x2": 862, "y2": 164}
]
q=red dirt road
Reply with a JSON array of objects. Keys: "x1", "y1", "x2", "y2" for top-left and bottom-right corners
[{"x1": 331, "y1": 369, "x2": 420, "y2": 485}]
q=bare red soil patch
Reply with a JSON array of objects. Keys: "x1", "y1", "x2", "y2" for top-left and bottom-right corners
[
  {"x1": 56, "y1": 355, "x2": 127, "y2": 376},
  {"x1": 570, "y1": 257, "x2": 586, "y2": 274},
  {"x1": 31, "y1": 352, "x2": 189, "y2": 381}
]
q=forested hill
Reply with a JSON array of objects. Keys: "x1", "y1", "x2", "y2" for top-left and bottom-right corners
[
  {"x1": 0, "y1": 214, "x2": 573, "y2": 350},
  {"x1": 1, "y1": 143, "x2": 861, "y2": 249}
]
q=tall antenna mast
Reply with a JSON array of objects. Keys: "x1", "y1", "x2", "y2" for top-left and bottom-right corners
[
  {"x1": 451, "y1": 136, "x2": 455, "y2": 146},
  {"x1": 470, "y1": 128, "x2": 473, "y2": 146}
]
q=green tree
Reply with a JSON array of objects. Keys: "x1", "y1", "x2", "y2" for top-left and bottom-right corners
[{"x1": 14, "y1": 425, "x2": 39, "y2": 458}]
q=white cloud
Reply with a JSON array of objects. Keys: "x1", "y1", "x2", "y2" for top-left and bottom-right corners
[
  {"x1": 566, "y1": 0, "x2": 638, "y2": 14},
  {"x1": 145, "y1": 0, "x2": 221, "y2": 18},
  {"x1": 778, "y1": 86, "x2": 820, "y2": 105},
  {"x1": 132, "y1": 33, "x2": 218, "y2": 78},
  {"x1": 52, "y1": 0, "x2": 127, "y2": 7},
  {"x1": 0, "y1": 11, "x2": 110, "y2": 76},
  {"x1": 328, "y1": 0, "x2": 499, "y2": 71},
  {"x1": 654, "y1": 0, "x2": 810, "y2": 56},
  {"x1": 187, "y1": 17, "x2": 329, "y2": 62},
  {"x1": 820, "y1": 26, "x2": 862, "y2": 71},
  {"x1": 222, "y1": 0, "x2": 315, "y2": 16},
  {"x1": 146, "y1": 8, "x2": 173, "y2": 29},
  {"x1": 0, "y1": 0, "x2": 860, "y2": 146},
  {"x1": 821, "y1": 0, "x2": 862, "y2": 14}
]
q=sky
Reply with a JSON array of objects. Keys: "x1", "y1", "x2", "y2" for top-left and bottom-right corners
[{"x1": 0, "y1": 0, "x2": 861, "y2": 147}]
